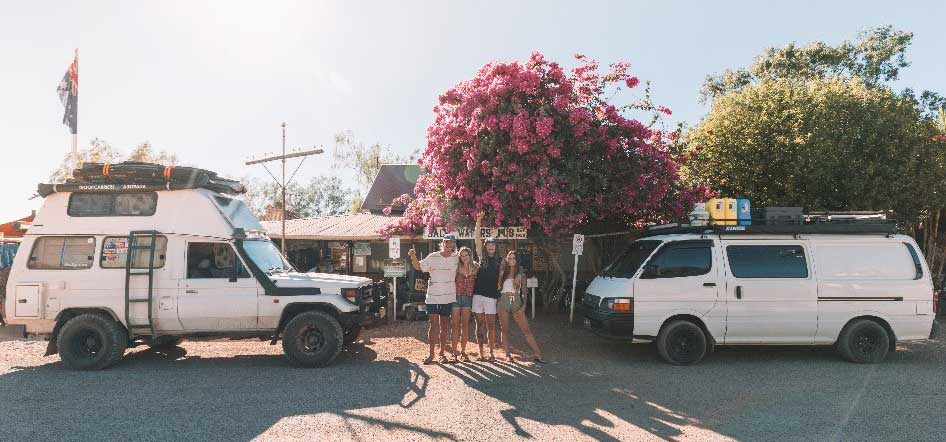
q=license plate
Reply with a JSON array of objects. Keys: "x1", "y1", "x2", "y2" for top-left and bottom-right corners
[
  {"x1": 417, "y1": 305, "x2": 427, "y2": 312},
  {"x1": 583, "y1": 318, "x2": 591, "y2": 328}
]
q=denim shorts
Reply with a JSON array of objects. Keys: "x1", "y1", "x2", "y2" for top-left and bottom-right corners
[
  {"x1": 455, "y1": 294, "x2": 474, "y2": 309},
  {"x1": 426, "y1": 302, "x2": 455, "y2": 316}
]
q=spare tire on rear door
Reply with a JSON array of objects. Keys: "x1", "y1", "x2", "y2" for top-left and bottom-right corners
[{"x1": 282, "y1": 310, "x2": 344, "y2": 367}]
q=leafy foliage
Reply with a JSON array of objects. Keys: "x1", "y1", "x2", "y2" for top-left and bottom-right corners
[
  {"x1": 243, "y1": 175, "x2": 355, "y2": 219},
  {"x1": 332, "y1": 130, "x2": 418, "y2": 194},
  {"x1": 49, "y1": 139, "x2": 178, "y2": 183},
  {"x1": 386, "y1": 52, "x2": 708, "y2": 236},
  {"x1": 686, "y1": 77, "x2": 946, "y2": 223}
]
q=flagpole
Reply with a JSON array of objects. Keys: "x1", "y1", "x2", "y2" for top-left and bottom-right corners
[{"x1": 71, "y1": 48, "x2": 78, "y2": 169}]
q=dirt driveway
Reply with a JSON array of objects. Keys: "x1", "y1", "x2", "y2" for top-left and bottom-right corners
[{"x1": 1, "y1": 316, "x2": 944, "y2": 442}]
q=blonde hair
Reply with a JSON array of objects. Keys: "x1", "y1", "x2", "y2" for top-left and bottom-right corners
[{"x1": 457, "y1": 246, "x2": 478, "y2": 275}]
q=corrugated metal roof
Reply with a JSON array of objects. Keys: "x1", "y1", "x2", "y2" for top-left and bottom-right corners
[
  {"x1": 261, "y1": 213, "x2": 408, "y2": 240},
  {"x1": 362, "y1": 164, "x2": 421, "y2": 214}
]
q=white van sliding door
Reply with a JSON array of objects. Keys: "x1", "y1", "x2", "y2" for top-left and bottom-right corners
[
  {"x1": 721, "y1": 241, "x2": 817, "y2": 344},
  {"x1": 177, "y1": 241, "x2": 260, "y2": 330}
]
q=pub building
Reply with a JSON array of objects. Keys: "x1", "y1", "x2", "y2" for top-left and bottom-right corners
[{"x1": 263, "y1": 164, "x2": 606, "y2": 302}]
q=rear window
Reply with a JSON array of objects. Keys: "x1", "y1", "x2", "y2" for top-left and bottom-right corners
[
  {"x1": 814, "y1": 243, "x2": 916, "y2": 279},
  {"x1": 726, "y1": 245, "x2": 808, "y2": 278},
  {"x1": 68, "y1": 192, "x2": 157, "y2": 217},
  {"x1": 28, "y1": 236, "x2": 96, "y2": 270}
]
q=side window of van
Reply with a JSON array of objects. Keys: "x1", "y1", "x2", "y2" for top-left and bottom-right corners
[
  {"x1": 100, "y1": 236, "x2": 168, "y2": 269},
  {"x1": 641, "y1": 240, "x2": 712, "y2": 279},
  {"x1": 28, "y1": 236, "x2": 95, "y2": 270},
  {"x1": 186, "y1": 242, "x2": 250, "y2": 279},
  {"x1": 68, "y1": 192, "x2": 157, "y2": 217},
  {"x1": 726, "y1": 245, "x2": 808, "y2": 278}
]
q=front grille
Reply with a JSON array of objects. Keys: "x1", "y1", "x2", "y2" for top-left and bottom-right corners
[{"x1": 584, "y1": 294, "x2": 601, "y2": 308}]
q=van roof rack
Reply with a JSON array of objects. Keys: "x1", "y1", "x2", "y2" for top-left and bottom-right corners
[
  {"x1": 36, "y1": 161, "x2": 246, "y2": 197},
  {"x1": 645, "y1": 220, "x2": 897, "y2": 236}
]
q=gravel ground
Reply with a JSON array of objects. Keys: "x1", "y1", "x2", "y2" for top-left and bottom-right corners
[{"x1": 1, "y1": 316, "x2": 945, "y2": 442}]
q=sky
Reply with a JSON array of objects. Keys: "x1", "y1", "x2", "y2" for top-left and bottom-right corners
[{"x1": 0, "y1": 0, "x2": 944, "y2": 221}]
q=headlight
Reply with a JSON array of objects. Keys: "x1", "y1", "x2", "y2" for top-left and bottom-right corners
[
  {"x1": 606, "y1": 298, "x2": 633, "y2": 312},
  {"x1": 342, "y1": 288, "x2": 359, "y2": 304}
]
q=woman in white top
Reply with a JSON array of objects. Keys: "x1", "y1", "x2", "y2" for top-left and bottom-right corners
[{"x1": 496, "y1": 250, "x2": 545, "y2": 363}]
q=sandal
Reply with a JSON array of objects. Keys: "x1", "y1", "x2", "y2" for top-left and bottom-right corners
[
  {"x1": 460, "y1": 353, "x2": 471, "y2": 362},
  {"x1": 439, "y1": 354, "x2": 450, "y2": 364},
  {"x1": 533, "y1": 357, "x2": 547, "y2": 364},
  {"x1": 477, "y1": 355, "x2": 488, "y2": 362},
  {"x1": 487, "y1": 355, "x2": 496, "y2": 363},
  {"x1": 423, "y1": 355, "x2": 435, "y2": 365}
]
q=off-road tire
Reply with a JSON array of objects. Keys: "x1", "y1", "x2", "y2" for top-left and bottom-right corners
[
  {"x1": 148, "y1": 336, "x2": 184, "y2": 349},
  {"x1": 343, "y1": 325, "x2": 362, "y2": 345},
  {"x1": 282, "y1": 310, "x2": 343, "y2": 367},
  {"x1": 656, "y1": 320, "x2": 708, "y2": 366},
  {"x1": 58, "y1": 313, "x2": 128, "y2": 370},
  {"x1": 837, "y1": 319, "x2": 890, "y2": 364}
]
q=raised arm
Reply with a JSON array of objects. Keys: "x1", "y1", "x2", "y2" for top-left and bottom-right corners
[{"x1": 474, "y1": 212, "x2": 484, "y2": 262}]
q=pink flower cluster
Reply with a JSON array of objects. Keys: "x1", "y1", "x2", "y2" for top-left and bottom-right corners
[{"x1": 381, "y1": 52, "x2": 708, "y2": 236}]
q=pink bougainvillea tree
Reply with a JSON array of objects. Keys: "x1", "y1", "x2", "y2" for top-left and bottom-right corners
[{"x1": 382, "y1": 52, "x2": 708, "y2": 238}]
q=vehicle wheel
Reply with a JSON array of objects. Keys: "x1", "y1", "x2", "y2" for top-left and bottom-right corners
[
  {"x1": 837, "y1": 319, "x2": 890, "y2": 364},
  {"x1": 57, "y1": 313, "x2": 128, "y2": 370},
  {"x1": 404, "y1": 306, "x2": 418, "y2": 322},
  {"x1": 282, "y1": 310, "x2": 343, "y2": 368},
  {"x1": 656, "y1": 320, "x2": 708, "y2": 366},
  {"x1": 148, "y1": 336, "x2": 184, "y2": 349},
  {"x1": 343, "y1": 325, "x2": 362, "y2": 345}
]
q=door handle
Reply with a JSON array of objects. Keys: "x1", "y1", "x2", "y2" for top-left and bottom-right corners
[
  {"x1": 703, "y1": 282, "x2": 716, "y2": 287},
  {"x1": 17, "y1": 299, "x2": 27, "y2": 303},
  {"x1": 185, "y1": 289, "x2": 198, "y2": 294},
  {"x1": 735, "y1": 286, "x2": 743, "y2": 299}
]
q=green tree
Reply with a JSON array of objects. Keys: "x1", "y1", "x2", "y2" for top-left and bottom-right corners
[
  {"x1": 332, "y1": 130, "x2": 418, "y2": 194},
  {"x1": 49, "y1": 139, "x2": 177, "y2": 183},
  {"x1": 687, "y1": 26, "x2": 946, "y2": 281},
  {"x1": 243, "y1": 176, "x2": 355, "y2": 219}
]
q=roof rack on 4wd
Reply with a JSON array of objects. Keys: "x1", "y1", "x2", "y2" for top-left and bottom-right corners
[{"x1": 36, "y1": 161, "x2": 246, "y2": 197}]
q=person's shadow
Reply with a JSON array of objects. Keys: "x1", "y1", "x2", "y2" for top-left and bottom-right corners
[{"x1": 0, "y1": 342, "x2": 443, "y2": 441}]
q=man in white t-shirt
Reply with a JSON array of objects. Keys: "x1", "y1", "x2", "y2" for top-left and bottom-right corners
[{"x1": 408, "y1": 234, "x2": 459, "y2": 364}]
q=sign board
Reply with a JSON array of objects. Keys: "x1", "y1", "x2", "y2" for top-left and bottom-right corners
[
  {"x1": 572, "y1": 234, "x2": 584, "y2": 255},
  {"x1": 424, "y1": 226, "x2": 527, "y2": 240},
  {"x1": 526, "y1": 277, "x2": 539, "y2": 288},
  {"x1": 327, "y1": 241, "x2": 347, "y2": 249},
  {"x1": 388, "y1": 237, "x2": 401, "y2": 259},
  {"x1": 353, "y1": 241, "x2": 372, "y2": 256},
  {"x1": 383, "y1": 258, "x2": 406, "y2": 278}
]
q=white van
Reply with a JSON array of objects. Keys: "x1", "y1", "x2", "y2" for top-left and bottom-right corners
[
  {"x1": 3, "y1": 168, "x2": 380, "y2": 370},
  {"x1": 582, "y1": 224, "x2": 937, "y2": 365}
]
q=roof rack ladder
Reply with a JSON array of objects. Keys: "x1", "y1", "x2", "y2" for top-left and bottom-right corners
[{"x1": 124, "y1": 230, "x2": 160, "y2": 339}]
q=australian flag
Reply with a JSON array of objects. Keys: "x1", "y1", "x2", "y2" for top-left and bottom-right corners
[{"x1": 56, "y1": 54, "x2": 78, "y2": 134}]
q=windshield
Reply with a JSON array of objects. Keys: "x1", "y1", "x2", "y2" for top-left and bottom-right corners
[
  {"x1": 243, "y1": 240, "x2": 296, "y2": 274},
  {"x1": 214, "y1": 195, "x2": 265, "y2": 232},
  {"x1": 603, "y1": 240, "x2": 661, "y2": 278}
]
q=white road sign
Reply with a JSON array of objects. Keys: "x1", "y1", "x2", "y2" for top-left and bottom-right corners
[
  {"x1": 389, "y1": 237, "x2": 401, "y2": 259},
  {"x1": 572, "y1": 234, "x2": 584, "y2": 255}
]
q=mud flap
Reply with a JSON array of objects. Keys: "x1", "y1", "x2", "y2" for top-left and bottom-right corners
[{"x1": 44, "y1": 336, "x2": 58, "y2": 356}]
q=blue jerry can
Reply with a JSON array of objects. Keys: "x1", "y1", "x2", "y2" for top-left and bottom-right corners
[{"x1": 737, "y1": 198, "x2": 751, "y2": 226}]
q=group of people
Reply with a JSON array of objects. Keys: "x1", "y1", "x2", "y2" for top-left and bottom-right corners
[{"x1": 407, "y1": 214, "x2": 545, "y2": 365}]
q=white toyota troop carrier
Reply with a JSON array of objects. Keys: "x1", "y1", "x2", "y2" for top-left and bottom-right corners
[{"x1": 3, "y1": 162, "x2": 381, "y2": 370}]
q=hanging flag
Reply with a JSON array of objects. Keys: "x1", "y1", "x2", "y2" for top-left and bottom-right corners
[{"x1": 56, "y1": 53, "x2": 78, "y2": 134}]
